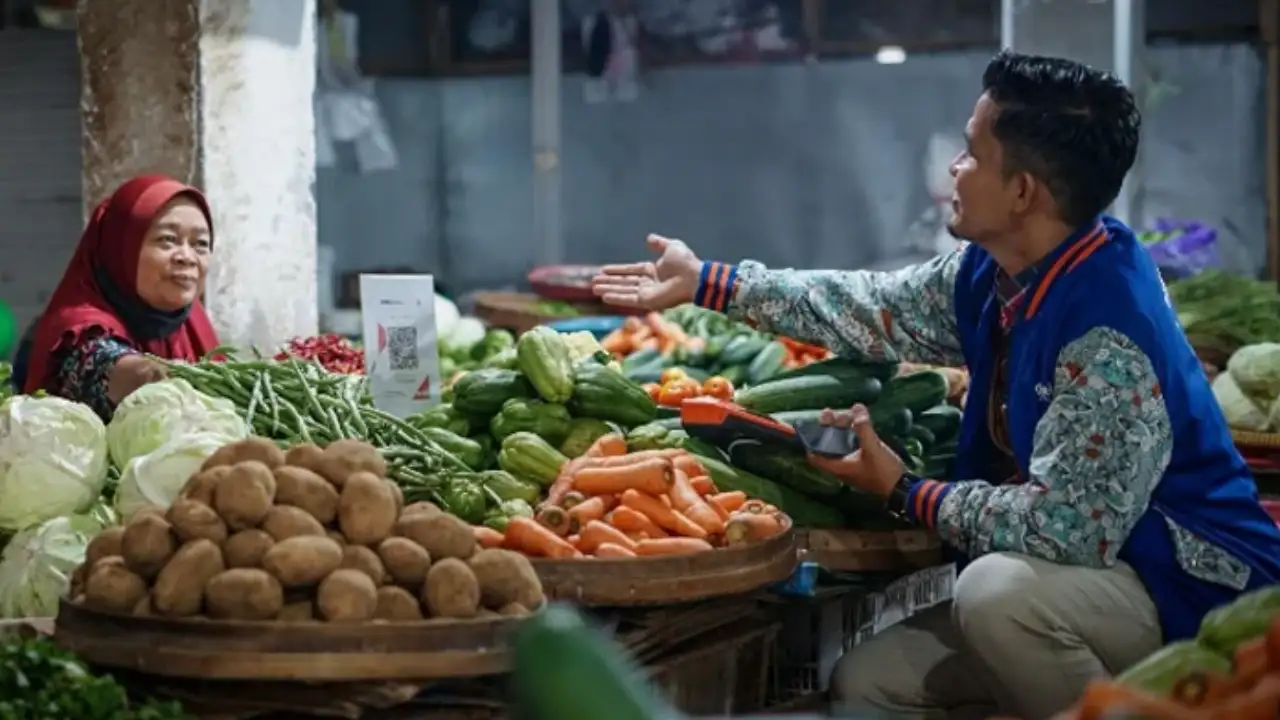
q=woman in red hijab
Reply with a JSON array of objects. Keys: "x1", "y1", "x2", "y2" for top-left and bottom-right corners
[{"x1": 23, "y1": 174, "x2": 219, "y2": 418}]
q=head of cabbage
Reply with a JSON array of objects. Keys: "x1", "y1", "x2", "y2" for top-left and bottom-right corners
[
  {"x1": 0, "y1": 395, "x2": 109, "y2": 532},
  {"x1": 0, "y1": 507, "x2": 112, "y2": 618},
  {"x1": 107, "y1": 378, "x2": 248, "y2": 467},
  {"x1": 114, "y1": 432, "x2": 230, "y2": 519}
]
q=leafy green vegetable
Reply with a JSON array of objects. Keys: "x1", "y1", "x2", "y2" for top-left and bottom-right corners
[
  {"x1": 1169, "y1": 271, "x2": 1280, "y2": 354},
  {"x1": 0, "y1": 636, "x2": 190, "y2": 719}
]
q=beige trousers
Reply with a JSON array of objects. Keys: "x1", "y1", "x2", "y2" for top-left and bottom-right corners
[{"x1": 830, "y1": 552, "x2": 1163, "y2": 720}]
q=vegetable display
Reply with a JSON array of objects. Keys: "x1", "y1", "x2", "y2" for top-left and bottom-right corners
[
  {"x1": 1211, "y1": 343, "x2": 1280, "y2": 433},
  {"x1": 481, "y1": 433, "x2": 789, "y2": 560},
  {"x1": 1168, "y1": 271, "x2": 1280, "y2": 364},
  {"x1": 70, "y1": 437, "x2": 545, "y2": 623}
]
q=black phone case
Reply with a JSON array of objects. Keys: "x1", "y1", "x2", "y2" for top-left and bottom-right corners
[{"x1": 793, "y1": 420, "x2": 861, "y2": 458}]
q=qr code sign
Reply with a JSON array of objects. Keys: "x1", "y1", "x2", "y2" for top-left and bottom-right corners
[{"x1": 386, "y1": 326, "x2": 419, "y2": 371}]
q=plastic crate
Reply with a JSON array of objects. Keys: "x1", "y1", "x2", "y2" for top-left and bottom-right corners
[{"x1": 649, "y1": 621, "x2": 779, "y2": 716}]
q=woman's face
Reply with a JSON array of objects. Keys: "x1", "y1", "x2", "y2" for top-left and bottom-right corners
[{"x1": 134, "y1": 196, "x2": 211, "y2": 311}]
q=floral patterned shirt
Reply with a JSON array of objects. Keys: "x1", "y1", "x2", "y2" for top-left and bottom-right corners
[
  {"x1": 725, "y1": 253, "x2": 1244, "y2": 588},
  {"x1": 51, "y1": 329, "x2": 138, "y2": 421}
]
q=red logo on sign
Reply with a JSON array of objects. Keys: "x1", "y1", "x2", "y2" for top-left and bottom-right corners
[{"x1": 413, "y1": 376, "x2": 432, "y2": 400}]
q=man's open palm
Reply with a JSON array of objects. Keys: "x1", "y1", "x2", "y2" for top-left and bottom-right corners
[{"x1": 592, "y1": 234, "x2": 701, "y2": 310}]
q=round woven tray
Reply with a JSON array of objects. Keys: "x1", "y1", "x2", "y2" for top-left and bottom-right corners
[
  {"x1": 531, "y1": 527, "x2": 798, "y2": 606},
  {"x1": 54, "y1": 600, "x2": 518, "y2": 681},
  {"x1": 1232, "y1": 429, "x2": 1280, "y2": 451}
]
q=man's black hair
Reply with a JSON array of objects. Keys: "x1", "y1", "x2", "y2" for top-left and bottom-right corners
[{"x1": 981, "y1": 49, "x2": 1140, "y2": 228}]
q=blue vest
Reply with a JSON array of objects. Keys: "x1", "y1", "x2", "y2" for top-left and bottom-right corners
[{"x1": 951, "y1": 217, "x2": 1280, "y2": 641}]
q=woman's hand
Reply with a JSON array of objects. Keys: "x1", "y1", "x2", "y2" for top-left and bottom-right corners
[
  {"x1": 806, "y1": 404, "x2": 905, "y2": 499},
  {"x1": 106, "y1": 354, "x2": 168, "y2": 404},
  {"x1": 592, "y1": 234, "x2": 702, "y2": 310}
]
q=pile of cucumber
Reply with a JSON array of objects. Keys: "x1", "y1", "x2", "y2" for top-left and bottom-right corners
[{"x1": 658, "y1": 357, "x2": 963, "y2": 529}]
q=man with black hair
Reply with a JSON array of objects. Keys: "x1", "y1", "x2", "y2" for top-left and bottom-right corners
[{"x1": 592, "y1": 49, "x2": 1280, "y2": 718}]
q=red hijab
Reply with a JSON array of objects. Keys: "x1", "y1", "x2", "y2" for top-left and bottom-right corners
[{"x1": 24, "y1": 175, "x2": 219, "y2": 393}]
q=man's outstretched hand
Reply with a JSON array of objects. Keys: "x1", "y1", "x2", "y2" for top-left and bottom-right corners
[
  {"x1": 806, "y1": 404, "x2": 905, "y2": 499},
  {"x1": 592, "y1": 234, "x2": 702, "y2": 311}
]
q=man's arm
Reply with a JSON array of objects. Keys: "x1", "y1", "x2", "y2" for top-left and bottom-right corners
[
  {"x1": 905, "y1": 326, "x2": 1172, "y2": 568},
  {"x1": 702, "y1": 251, "x2": 967, "y2": 367}
]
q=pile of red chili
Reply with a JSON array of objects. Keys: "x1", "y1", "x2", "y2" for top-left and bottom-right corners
[{"x1": 275, "y1": 334, "x2": 365, "y2": 374}]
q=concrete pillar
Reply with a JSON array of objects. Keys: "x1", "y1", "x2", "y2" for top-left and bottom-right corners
[
  {"x1": 531, "y1": 0, "x2": 563, "y2": 266},
  {"x1": 78, "y1": 0, "x2": 318, "y2": 351},
  {"x1": 1001, "y1": 0, "x2": 1146, "y2": 227}
]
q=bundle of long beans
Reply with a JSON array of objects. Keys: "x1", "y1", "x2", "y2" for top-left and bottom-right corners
[{"x1": 157, "y1": 352, "x2": 469, "y2": 489}]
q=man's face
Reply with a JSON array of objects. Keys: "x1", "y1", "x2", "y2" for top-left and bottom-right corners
[{"x1": 947, "y1": 93, "x2": 1017, "y2": 244}]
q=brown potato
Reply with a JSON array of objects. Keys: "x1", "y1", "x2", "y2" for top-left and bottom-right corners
[
  {"x1": 202, "y1": 437, "x2": 286, "y2": 470},
  {"x1": 386, "y1": 481, "x2": 404, "y2": 514},
  {"x1": 468, "y1": 549, "x2": 544, "y2": 610},
  {"x1": 223, "y1": 529, "x2": 275, "y2": 568},
  {"x1": 476, "y1": 608, "x2": 501, "y2": 619},
  {"x1": 167, "y1": 498, "x2": 228, "y2": 544},
  {"x1": 422, "y1": 558, "x2": 480, "y2": 619},
  {"x1": 396, "y1": 512, "x2": 475, "y2": 561},
  {"x1": 326, "y1": 530, "x2": 347, "y2": 544},
  {"x1": 84, "y1": 526, "x2": 124, "y2": 568},
  {"x1": 69, "y1": 563, "x2": 87, "y2": 599},
  {"x1": 373, "y1": 586, "x2": 423, "y2": 621},
  {"x1": 261, "y1": 536, "x2": 343, "y2": 587},
  {"x1": 317, "y1": 439, "x2": 386, "y2": 487},
  {"x1": 127, "y1": 505, "x2": 166, "y2": 522},
  {"x1": 120, "y1": 513, "x2": 176, "y2": 579},
  {"x1": 277, "y1": 600, "x2": 316, "y2": 622},
  {"x1": 316, "y1": 569, "x2": 377, "y2": 622},
  {"x1": 337, "y1": 471, "x2": 397, "y2": 546},
  {"x1": 132, "y1": 594, "x2": 153, "y2": 616},
  {"x1": 273, "y1": 466, "x2": 339, "y2": 524},
  {"x1": 260, "y1": 505, "x2": 326, "y2": 541},
  {"x1": 401, "y1": 501, "x2": 441, "y2": 518},
  {"x1": 83, "y1": 557, "x2": 147, "y2": 614},
  {"x1": 283, "y1": 443, "x2": 326, "y2": 473},
  {"x1": 377, "y1": 537, "x2": 431, "y2": 587},
  {"x1": 213, "y1": 461, "x2": 274, "y2": 530},
  {"x1": 497, "y1": 602, "x2": 529, "y2": 617},
  {"x1": 179, "y1": 466, "x2": 231, "y2": 505},
  {"x1": 205, "y1": 568, "x2": 285, "y2": 620},
  {"x1": 152, "y1": 539, "x2": 226, "y2": 617},
  {"x1": 338, "y1": 545, "x2": 386, "y2": 585}
]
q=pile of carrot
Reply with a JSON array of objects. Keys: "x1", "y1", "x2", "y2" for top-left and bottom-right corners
[
  {"x1": 472, "y1": 433, "x2": 789, "y2": 560},
  {"x1": 1051, "y1": 619, "x2": 1280, "y2": 720},
  {"x1": 600, "y1": 312, "x2": 702, "y2": 357},
  {"x1": 776, "y1": 336, "x2": 831, "y2": 370}
]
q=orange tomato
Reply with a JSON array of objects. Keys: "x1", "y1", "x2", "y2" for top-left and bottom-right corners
[
  {"x1": 658, "y1": 382, "x2": 701, "y2": 407},
  {"x1": 642, "y1": 382, "x2": 662, "y2": 402},
  {"x1": 659, "y1": 367, "x2": 688, "y2": 385},
  {"x1": 702, "y1": 376, "x2": 735, "y2": 400}
]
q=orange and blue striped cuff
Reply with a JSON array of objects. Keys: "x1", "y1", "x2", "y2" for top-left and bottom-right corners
[
  {"x1": 695, "y1": 262, "x2": 738, "y2": 313},
  {"x1": 907, "y1": 479, "x2": 952, "y2": 529}
]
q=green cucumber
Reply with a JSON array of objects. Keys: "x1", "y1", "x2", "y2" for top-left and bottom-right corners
[
  {"x1": 683, "y1": 438, "x2": 847, "y2": 527},
  {"x1": 773, "y1": 356, "x2": 899, "y2": 382},
  {"x1": 735, "y1": 374, "x2": 882, "y2": 414},
  {"x1": 746, "y1": 340, "x2": 788, "y2": 384},
  {"x1": 915, "y1": 405, "x2": 963, "y2": 443},
  {"x1": 883, "y1": 370, "x2": 950, "y2": 415},
  {"x1": 719, "y1": 335, "x2": 771, "y2": 365},
  {"x1": 726, "y1": 441, "x2": 844, "y2": 497},
  {"x1": 907, "y1": 424, "x2": 936, "y2": 449}
]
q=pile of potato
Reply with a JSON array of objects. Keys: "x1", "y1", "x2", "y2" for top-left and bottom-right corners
[{"x1": 70, "y1": 437, "x2": 545, "y2": 623}]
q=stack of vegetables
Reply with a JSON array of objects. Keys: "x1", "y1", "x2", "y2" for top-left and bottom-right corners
[
  {"x1": 632, "y1": 357, "x2": 967, "y2": 530},
  {"x1": 1211, "y1": 343, "x2": 1280, "y2": 434},
  {"x1": 608, "y1": 306, "x2": 831, "y2": 389},
  {"x1": 274, "y1": 325, "x2": 520, "y2": 380},
  {"x1": 1168, "y1": 271, "x2": 1280, "y2": 371},
  {"x1": 1065, "y1": 585, "x2": 1280, "y2": 717},
  {"x1": 474, "y1": 432, "x2": 789, "y2": 560}
]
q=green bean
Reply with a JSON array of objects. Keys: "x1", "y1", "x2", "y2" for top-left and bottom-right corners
[
  {"x1": 243, "y1": 374, "x2": 264, "y2": 427},
  {"x1": 261, "y1": 371, "x2": 283, "y2": 435}
]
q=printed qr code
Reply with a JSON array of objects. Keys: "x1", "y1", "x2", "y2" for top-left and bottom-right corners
[{"x1": 386, "y1": 326, "x2": 419, "y2": 371}]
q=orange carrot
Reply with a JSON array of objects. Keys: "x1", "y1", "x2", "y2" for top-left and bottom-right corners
[
  {"x1": 566, "y1": 534, "x2": 581, "y2": 549},
  {"x1": 473, "y1": 526, "x2": 505, "y2": 549},
  {"x1": 573, "y1": 458, "x2": 673, "y2": 496},
  {"x1": 600, "y1": 328, "x2": 630, "y2": 355},
  {"x1": 504, "y1": 516, "x2": 580, "y2": 559},
  {"x1": 544, "y1": 456, "x2": 589, "y2": 507},
  {"x1": 1235, "y1": 637, "x2": 1270, "y2": 684},
  {"x1": 667, "y1": 469, "x2": 725, "y2": 534},
  {"x1": 620, "y1": 489, "x2": 708, "y2": 539},
  {"x1": 635, "y1": 537, "x2": 714, "y2": 556},
  {"x1": 1074, "y1": 680, "x2": 1197, "y2": 720},
  {"x1": 586, "y1": 433, "x2": 628, "y2": 458},
  {"x1": 536, "y1": 506, "x2": 572, "y2": 537},
  {"x1": 594, "y1": 542, "x2": 637, "y2": 559},
  {"x1": 709, "y1": 491, "x2": 747, "y2": 513},
  {"x1": 567, "y1": 496, "x2": 610, "y2": 531},
  {"x1": 724, "y1": 512, "x2": 782, "y2": 545},
  {"x1": 574, "y1": 449, "x2": 684, "y2": 469},
  {"x1": 609, "y1": 506, "x2": 669, "y2": 539},
  {"x1": 708, "y1": 498, "x2": 730, "y2": 524},
  {"x1": 672, "y1": 454, "x2": 707, "y2": 478},
  {"x1": 577, "y1": 519, "x2": 639, "y2": 554},
  {"x1": 741, "y1": 499, "x2": 768, "y2": 514},
  {"x1": 689, "y1": 475, "x2": 717, "y2": 496},
  {"x1": 762, "y1": 503, "x2": 780, "y2": 516},
  {"x1": 560, "y1": 491, "x2": 587, "y2": 509}
]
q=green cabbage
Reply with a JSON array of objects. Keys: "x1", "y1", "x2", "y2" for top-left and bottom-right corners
[
  {"x1": 0, "y1": 395, "x2": 109, "y2": 531},
  {"x1": 114, "y1": 432, "x2": 229, "y2": 519},
  {"x1": 1212, "y1": 373, "x2": 1270, "y2": 432},
  {"x1": 0, "y1": 509, "x2": 111, "y2": 618},
  {"x1": 1227, "y1": 343, "x2": 1280, "y2": 400},
  {"x1": 107, "y1": 378, "x2": 247, "y2": 467}
]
